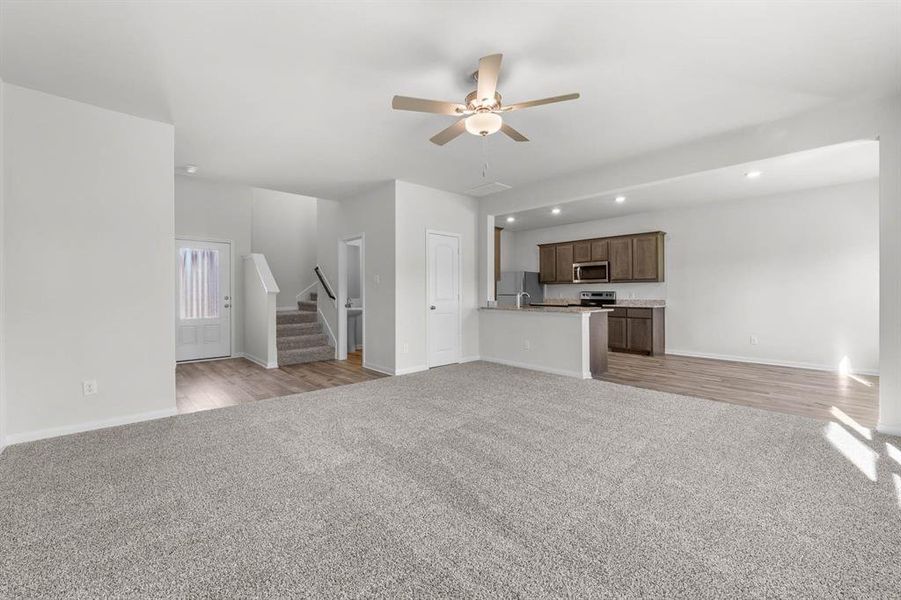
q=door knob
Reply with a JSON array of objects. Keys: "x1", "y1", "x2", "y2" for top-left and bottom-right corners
[
  {"x1": 430, "y1": 305, "x2": 436, "y2": 310},
  {"x1": 224, "y1": 303, "x2": 231, "y2": 308}
]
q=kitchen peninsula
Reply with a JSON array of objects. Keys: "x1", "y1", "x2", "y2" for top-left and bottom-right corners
[{"x1": 479, "y1": 305, "x2": 612, "y2": 379}]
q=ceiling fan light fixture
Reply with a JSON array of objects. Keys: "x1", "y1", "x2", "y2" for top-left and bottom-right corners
[{"x1": 465, "y1": 111, "x2": 503, "y2": 136}]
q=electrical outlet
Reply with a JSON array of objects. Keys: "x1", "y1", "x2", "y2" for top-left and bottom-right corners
[
  {"x1": 750, "y1": 335, "x2": 759, "y2": 345},
  {"x1": 523, "y1": 339, "x2": 531, "y2": 350},
  {"x1": 82, "y1": 380, "x2": 98, "y2": 396},
  {"x1": 402, "y1": 342, "x2": 409, "y2": 354},
  {"x1": 374, "y1": 274, "x2": 381, "y2": 285}
]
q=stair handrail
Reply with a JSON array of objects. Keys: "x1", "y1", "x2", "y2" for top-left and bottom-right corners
[{"x1": 314, "y1": 265, "x2": 336, "y2": 301}]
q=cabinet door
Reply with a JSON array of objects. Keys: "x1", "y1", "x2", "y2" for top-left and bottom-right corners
[
  {"x1": 627, "y1": 317, "x2": 653, "y2": 353},
  {"x1": 632, "y1": 234, "x2": 660, "y2": 281},
  {"x1": 608, "y1": 317, "x2": 627, "y2": 350},
  {"x1": 573, "y1": 241, "x2": 591, "y2": 263},
  {"x1": 609, "y1": 238, "x2": 633, "y2": 281},
  {"x1": 555, "y1": 243, "x2": 574, "y2": 283},
  {"x1": 590, "y1": 240, "x2": 608, "y2": 261},
  {"x1": 539, "y1": 246, "x2": 556, "y2": 283}
]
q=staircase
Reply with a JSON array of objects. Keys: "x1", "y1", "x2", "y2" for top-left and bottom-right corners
[{"x1": 276, "y1": 292, "x2": 334, "y2": 365}]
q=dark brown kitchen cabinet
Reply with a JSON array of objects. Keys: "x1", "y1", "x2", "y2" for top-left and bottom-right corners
[
  {"x1": 539, "y1": 245, "x2": 556, "y2": 283},
  {"x1": 538, "y1": 231, "x2": 665, "y2": 284},
  {"x1": 573, "y1": 241, "x2": 591, "y2": 263},
  {"x1": 608, "y1": 307, "x2": 665, "y2": 356},
  {"x1": 608, "y1": 316, "x2": 627, "y2": 350},
  {"x1": 632, "y1": 233, "x2": 662, "y2": 281},
  {"x1": 555, "y1": 243, "x2": 574, "y2": 283},
  {"x1": 609, "y1": 238, "x2": 633, "y2": 281},
  {"x1": 590, "y1": 239, "x2": 608, "y2": 261}
]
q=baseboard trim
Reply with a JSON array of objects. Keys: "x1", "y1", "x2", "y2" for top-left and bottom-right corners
[
  {"x1": 6, "y1": 407, "x2": 179, "y2": 446},
  {"x1": 240, "y1": 352, "x2": 278, "y2": 369},
  {"x1": 877, "y1": 423, "x2": 901, "y2": 437},
  {"x1": 460, "y1": 355, "x2": 481, "y2": 363},
  {"x1": 362, "y1": 361, "x2": 394, "y2": 376},
  {"x1": 395, "y1": 365, "x2": 428, "y2": 376},
  {"x1": 479, "y1": 357, "x2": 588, "y2": 379},
  {"x1": 666, "y1": 349, "x2": 879, "y2": 376}
]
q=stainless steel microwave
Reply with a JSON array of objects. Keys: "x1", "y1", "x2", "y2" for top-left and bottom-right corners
[{"x1": 573, "y1": 261, "x2": 609, "y2": 283}]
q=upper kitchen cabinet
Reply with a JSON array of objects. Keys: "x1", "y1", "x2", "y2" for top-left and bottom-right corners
[
  {"x1": 573, "y1": 241, "x2": 591, "y2": 263},
  {"x1": 537, "y1": 231, "x2": 665, "y2": 284},
  {"x1": 609, "y1": 238, "x2": 633, "y2": 281},
  {"x1": 590, "y1": 239, "x2": 608, "y2": 261},
  {"x1": 539, "y1": 245, "x2": 557, "y2": 283},
  {"x1": 555, "y1": 243, "x2": 574, "y2": 283},
  {"x1": 632, "y1": 232, "x2": 664, "y2": 281}
]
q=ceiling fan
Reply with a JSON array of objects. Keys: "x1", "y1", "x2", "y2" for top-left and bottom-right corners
[{"x1": 392, "y1": 53, "x2": 580, "y2": 145}]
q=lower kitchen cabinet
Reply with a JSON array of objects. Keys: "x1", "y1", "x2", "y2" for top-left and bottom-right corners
[{"x1": 608, "y1": 307, "x2": 665, "y2": 356}]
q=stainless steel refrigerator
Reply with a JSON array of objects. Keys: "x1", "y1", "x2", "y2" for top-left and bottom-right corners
[{"x1": 497, "y1": 271, "x2": 543, "y2": 306}]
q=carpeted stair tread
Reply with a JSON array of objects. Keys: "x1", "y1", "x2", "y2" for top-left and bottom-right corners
[
  {"x1": 277, "y1": 322, "x2": 320, "y2": 336},
  {"x1": 276, "y1": 310, "x2": 317, "y2": 325},
  {"x1": 297, "y1": 300, "x2": 317, "y2": 312},
  {"x1": 278, "y1": 345, "x2": 334, "y2": 365},
  {"x1": 277, "y1": 333, "x2": 329, "y2": 351}
]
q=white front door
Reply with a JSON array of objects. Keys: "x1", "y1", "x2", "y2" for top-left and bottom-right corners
[
  {"x1": 427, "y1": 232, "x2": 461, "y2": 367},
  {"x1": 175, "y1": 239, "x2": 231, "y2": 361}
]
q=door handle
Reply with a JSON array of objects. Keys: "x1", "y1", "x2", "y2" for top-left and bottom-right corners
[
  {"x1": 430, "y1": 305, "x2": 436, "y2": 310},
  {"x1": 224, "y1": 303, "x2": 231, "y2": 308}
]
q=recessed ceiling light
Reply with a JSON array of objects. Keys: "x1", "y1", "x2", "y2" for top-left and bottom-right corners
[
  {"x1": 551, "y1": 207, "x2": 561, "y2": 215},
  {"x1": 615, "y1": 196, "x2": 626, "y2": 203},
  {"x1": 506, "y1": 216, "x2": 515, "y2": 223},
  {"x1": 184, "y1": 164, "x2": 199, "y2": 175},
  {"x1": 745, "y1": 170, "x2": 762, "y2": 179}
]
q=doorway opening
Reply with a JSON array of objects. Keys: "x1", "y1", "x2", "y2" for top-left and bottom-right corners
[
  {"x1": 175, "y1": 238, "x2": 232, "y2": 362},
  {"x1": 337, "y1": 235, "x2": 364, "y2": 362}
]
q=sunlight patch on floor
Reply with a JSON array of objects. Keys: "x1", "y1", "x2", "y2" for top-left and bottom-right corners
[
  {"x1": 823, "y1": 421, "x2": 878, "y2": 481},
  {"x1": 829, "y1": 406, "x2": 872, "y2": 440}
]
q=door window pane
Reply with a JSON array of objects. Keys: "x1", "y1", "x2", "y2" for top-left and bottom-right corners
[{"x1": 178, "y1": 248, "x2": 220, "y2": 320}]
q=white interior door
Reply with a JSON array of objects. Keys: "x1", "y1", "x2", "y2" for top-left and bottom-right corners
[
  {"x1": 428, "y1": 232, "x2": 461, "y2": 367},
  {"x1": 176, "y1": 239, "x2": 231, "y2": 361}
]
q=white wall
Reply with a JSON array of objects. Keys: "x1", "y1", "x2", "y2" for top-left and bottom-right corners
[
  {"x1": 2, "y1": 84, "x2": 175, "y2": 442},
  {"x1": 0, "y1": 78, "x2": 6, "y2": 450},
  {"x1": 175, "y1": 175, "x2": 253, "y2": 354},
  {"x1": 395, "y1": 181, "x2": 480, "y2": 373},
  {"x1": 317, "y1": 182, "x2": 396, "y2": 373},
  {"x1": 243, "y1": 254, "x2": 279, "y2": 368},
  {"x1": 396, "y1": 181, "x2": 479, "y2": 373},
  {"x1": 251, "y1": 187, "x2": 317, "y2": 307},
  {"x1": 499, "y1": 228, "x2": 515, "y2": 272},
  {"x1": 508, "y1": 180, "x2": 879, "y2": 373}
]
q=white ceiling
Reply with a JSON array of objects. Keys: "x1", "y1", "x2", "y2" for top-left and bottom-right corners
[
  {"x1": 1, "y1": 1, "x2": 898, "y2": 199},
  {"x1": 497, "y1": 140, "x2": 879, "y2": 231}
]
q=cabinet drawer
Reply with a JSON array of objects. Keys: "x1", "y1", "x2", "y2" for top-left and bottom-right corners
[
  {"x1": 626, "y1": 308, "x2": 652, "y2": 319},
  {"x1": 610, "y1": 308, "x2": 628, "y2": 318}
]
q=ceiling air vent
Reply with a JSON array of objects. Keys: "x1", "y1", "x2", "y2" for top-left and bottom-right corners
[{"x1": 465, "y1": 181, "x2": 512, "y2": 197}]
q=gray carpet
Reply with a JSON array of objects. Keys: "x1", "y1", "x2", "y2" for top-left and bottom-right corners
[{"x1": 1, "y1": 362, "x2": 899, "y2": 598}]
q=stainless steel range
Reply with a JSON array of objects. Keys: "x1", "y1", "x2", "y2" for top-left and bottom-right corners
[{"x1": 580, "y1": 291, "x2": 616, "y2": 307}]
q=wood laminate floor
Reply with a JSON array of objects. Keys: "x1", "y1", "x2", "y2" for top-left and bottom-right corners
[
  {"x1": 177, "y1": 350, "x2": 879, "y2": 428},
  {"x1": 176, "y1": 351, "x2": 384, "y2": 415},
  {"x1": 599, "y1": 352, "x2": 879, "y2": 427}
]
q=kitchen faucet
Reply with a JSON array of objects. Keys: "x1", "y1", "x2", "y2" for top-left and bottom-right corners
[{"x1": 516, "y1": 291, "x2": 531, "y2": 309}]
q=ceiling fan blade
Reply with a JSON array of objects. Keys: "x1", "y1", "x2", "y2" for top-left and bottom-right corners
[
  {"x1": 429, "y1": 119, "x2": 467, "y2": 145},
  {"x1": 392, "y1": 96, "x2": 466, "y2": 116},
  {"x1": 476, "y1": 53, "x2": 502, "y2": 103},
  {"x1": 500, "y1": 123, "x2": 529, "y2": 142},
  {"x1": 502, "y1": 93, "x2": 580, "y2": 112}
]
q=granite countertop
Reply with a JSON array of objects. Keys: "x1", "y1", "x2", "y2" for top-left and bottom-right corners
[
  {"x1": 532, "y1": 298, "x2": 666, "y2": 308},
  {"x1": 481, "y1": 305, "x2": 613, "y2": 314}
]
